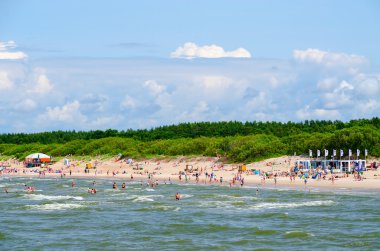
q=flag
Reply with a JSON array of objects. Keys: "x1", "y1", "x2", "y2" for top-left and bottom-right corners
[
  {"x1": 357, "y1": 149, "x2": 360, "y2": 158},
  {"x1": 365, "y1": 149, "x2": 368, "y2": 156},
  {"x1": 324, "y1": 149, "x2": 329, "y2": 157},
  {"x1": 333, "y1": 149, "x2": 336, "y2": 157},
  {"x1": 317, "y1": 149, "x2": 320, "y2": 157},
  {"x1": 340, "y1": 149, "x2": 343, "y2": 157},
  {"x1": 309, "y1": 149, "x2": 312, "y2": 157},
  {"x1": 349, "y1": 149, "x2": 352, "y2": 157}
]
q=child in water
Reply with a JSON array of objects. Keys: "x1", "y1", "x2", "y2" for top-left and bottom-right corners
[{"x1": 175, "y1": 192, "x2": 180, "y2": 200}]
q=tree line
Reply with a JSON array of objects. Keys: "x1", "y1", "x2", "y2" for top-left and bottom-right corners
[
  {"x1": 0, "y1": 118, "x2": 379, "y2": 163},
  {"x1": 0, "y1": 117, "x2": 379, "y2": 144}
]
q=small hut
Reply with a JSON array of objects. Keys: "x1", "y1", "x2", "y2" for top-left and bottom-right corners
[{"x1": 25, "y1": 153, "x2": 51, "y2": 167}]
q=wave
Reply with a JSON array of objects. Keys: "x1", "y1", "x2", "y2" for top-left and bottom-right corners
[
  {"x1": 25, "y1": 194, "x2": 84, "y2": 201},
  {"x1": 252, "y1": 200, "x2": 335, "y2": 210},
  {"x1": 26, "y1": 203, "x2": 86, "y2": 211},
  {"x1": 132, "y1": 196, "x2": 154, "y2": 202},
  {"x1": 285, "y1": 231, "x2": 314, "y2": 238},
  {"x1": 180, "y1": 194, "x2": 193, "y2": 199}
]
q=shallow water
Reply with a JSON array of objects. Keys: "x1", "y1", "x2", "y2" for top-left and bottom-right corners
[{"x1": 1, "y1": 176, "x2": 380, "y2": 250}]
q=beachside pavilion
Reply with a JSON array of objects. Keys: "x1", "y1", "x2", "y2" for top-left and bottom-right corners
[
  {"x1": 296, "y1": 159, "x2": 366, "y2": 173},
  {"x1": 25, "y1": 153, "x2": 52, "y2": 167}
]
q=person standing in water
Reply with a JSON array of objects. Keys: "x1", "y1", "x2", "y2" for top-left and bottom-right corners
[
  {"x1": 113, "y1": 182, "x2": 117, "y2": 189},
  {"x1": 175, "y1": 192, "x2": 180, "y2": 200}
]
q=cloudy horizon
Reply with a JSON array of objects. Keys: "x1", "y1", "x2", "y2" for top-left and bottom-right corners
[{"x1": 0, "y1": 1, "x2": 379, "y2": 133}]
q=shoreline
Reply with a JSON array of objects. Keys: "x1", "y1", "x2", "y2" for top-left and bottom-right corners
[
  {"x1": 3, "y1": 170, "x2": 380, "y2": 193},
  {"x1": 1, "y1": 155, "x2": 379, "y2": 192}
]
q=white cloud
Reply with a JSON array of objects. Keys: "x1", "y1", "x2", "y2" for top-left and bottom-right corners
[
  {"x1": 121, "y1": 95, "x2": 138, "y2": 109},
  {"x1": 143, "y1": 80, "x2": 166, "y2": 95},
  {"x1": 14, "y1": 99, "x2": 37, "y2": 111},
  {"x1": 0, "y1": 48, "x2": 379, "y2": 132},
  {"x1": 357, "y1": 99, "x2": 380, "y2": 113},
  {"x1": 27, "y1": 69, "x2": 54, "y2": 95},
  {"x1": 43, "y1": 101, "x2": 86, "y2": 123},
  {"x1": 80, "y1": 93, "x2": 108, "y2": 112},
  {"x1": 171, "y1": 42, "x2": 251, "y2": 59},
  {"x1": 0, "y1": 40, "x2": 28, "y2": 60},
  {"x1": 195, "y1": 75, "x2": 233, "y2": 97},
  {"x1": 90, "y1": 115, "x2": 123, "y2": 127},
  {"x1": 177, "y1": 101, "x2": 210, "y2": 122},
  {"x1": 0, "y1": 71, "x2": 13, "y2": 90},
  {"x1": 293, "y1": 48, "x2": 367, "y2": 67},
  {"x1": 357, "y1": 78, "x2": 379, "y2": 97},
  {"x1": 296, "y1": 105, "x2": 341, "y2": 120}
]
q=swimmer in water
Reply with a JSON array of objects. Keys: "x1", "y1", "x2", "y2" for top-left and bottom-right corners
[
  {"x1": 175, "y1": 192, "x2": 180, "y2": 200},
  {"x1": 122, "y1": 182, "x2": 126, "y2": 189},
  {"x1": 112, "y1": 182, "x2": 117, "y2": 189},
  {"x1": 5, "y1": 187, "x2": 8, "y2": 193}
]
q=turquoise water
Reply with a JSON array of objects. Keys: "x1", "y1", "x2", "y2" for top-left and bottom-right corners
[{"x1": 1, "y1": 176, "x2": 380, "y2": 250}]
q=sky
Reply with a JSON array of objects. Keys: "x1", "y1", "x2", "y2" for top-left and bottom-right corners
[{"x1": 0, "y1": 0, "x2": 380, "y2": 132}]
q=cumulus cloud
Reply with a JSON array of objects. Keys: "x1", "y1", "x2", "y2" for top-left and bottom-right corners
[
  {"x1": 293, "y1": 48, "x2": 367, "y2": 67},
  {"x1": 296, "y1": 105, "x2": 341, "y2": 120},
  {"x1": 80, "y1": 93, "x2": 108, "y2": 112},
  {"x1": 0, "y1": 71, "x2": 13, "y2": 90},
  {"x1": 27, "y1": 69, "x2": 54, "y2": 94},
  {"x1": 14, "y1": 99, "x2": 37, "y2": 111},
  {"x1": 43, "y1": 101, "x2": 86, "y2": 123},
  {"x1": 1, "y1": 47, "x2": 379, "y2": 132},
  {"x1": 143, "y1": 80, "x2": 166, "y2": 95},
  {"x1": 120, "y1": 95, "x2": 138, "y2": 109},
  {"x1": 171, "y1": 42, "x2": 251, "y2": 59},
  {"x1": 0, "y1": 41, "x2": 28, "y2": 60}
]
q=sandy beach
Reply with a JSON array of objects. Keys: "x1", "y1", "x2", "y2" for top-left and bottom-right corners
[{"x1": 1, "y1": 156, "x2": 379, "y2": 191}]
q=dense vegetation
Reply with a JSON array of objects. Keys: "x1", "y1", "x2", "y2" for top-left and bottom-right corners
[{"x1": 0, "y1": 118, "x2": 379, "y2": 163}]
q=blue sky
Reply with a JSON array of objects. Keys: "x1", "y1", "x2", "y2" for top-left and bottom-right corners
[{"x1": 0, "y1": 0, "x2": 379, "y2": 132}]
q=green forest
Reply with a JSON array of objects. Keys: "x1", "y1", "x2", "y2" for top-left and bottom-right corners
[{"x1": 0, "y1": 118, "x2": 379, "y2": 163}]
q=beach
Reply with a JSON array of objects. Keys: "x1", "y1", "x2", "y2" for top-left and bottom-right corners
[{"x1": 2, "y1": 156, "x2": 379, "y2": 191}]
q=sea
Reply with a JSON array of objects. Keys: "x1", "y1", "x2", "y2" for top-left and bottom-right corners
[{"x1": 1, "y1": 176, "x2": 379, "y2": 250}]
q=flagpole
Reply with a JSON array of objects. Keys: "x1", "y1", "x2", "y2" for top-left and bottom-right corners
[
  {"x1": 339, "y1": 149, "x2": 341, "y2": 172},
  {"x1": 349, "y1": 149, "x2": 351, "y2": 173}
]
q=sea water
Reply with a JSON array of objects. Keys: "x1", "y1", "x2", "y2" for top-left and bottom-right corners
[{"x1": 1, "y1": 176, "x2": 379, "y2": 250}]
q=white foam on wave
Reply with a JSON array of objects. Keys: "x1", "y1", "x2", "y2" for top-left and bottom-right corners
[
  {"x1": 285, "y1": 231, "x2": 315, "y2": 237},
  {"x1": 252, "y1": 200, "x2": 335, "y2": 210},
  {"x1": 133, "y1": 196, "x2": 154, "y2": 202},
  {"x1": 26, "y1": 194, "x2": 84, "y2": 201},
  {"x1": 218, "y1": 194, "x2": 257, "y2": 200},
  {"x1": 198, "y1": 200, "x2": 236, "y2": 209},
  {"x1": 132, "y1": 194, "x2": 164, "y2": 202},
  {"x1": 180, "y1": 194, "x2": 193, "y2": 199},
  {"x1": 27, "y1": 203, "x2": 86, "y2": 211},
  {"x1": 145, "y1": 188, "x2": 155, "y2": 192}
]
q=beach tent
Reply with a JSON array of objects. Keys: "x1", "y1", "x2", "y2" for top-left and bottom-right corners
[{"x1": 25, "y1": 153, "x2": 51, "y2": 163}]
